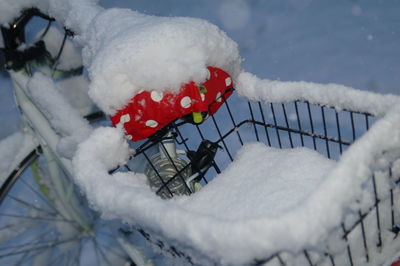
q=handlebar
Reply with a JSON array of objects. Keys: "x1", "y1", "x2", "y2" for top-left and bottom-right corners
[{"x1": 0, "y1": 8, "x2": 75, "y2": 71}]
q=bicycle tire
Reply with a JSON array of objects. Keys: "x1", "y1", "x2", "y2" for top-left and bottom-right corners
[{"x1": 0, "y1": 146, "x2": 135, "y2": 265}]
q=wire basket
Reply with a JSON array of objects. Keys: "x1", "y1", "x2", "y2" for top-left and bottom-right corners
[{"x1": 122, "y1": 91, "x2": 400, "y2": 265}]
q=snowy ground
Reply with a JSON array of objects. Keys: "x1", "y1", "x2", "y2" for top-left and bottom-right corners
[{"x1": 1, "y1": 0, "x2": 399, "y2": 140}]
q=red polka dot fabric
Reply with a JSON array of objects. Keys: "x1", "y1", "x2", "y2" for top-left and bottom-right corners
[{"x1": 110, "y1": 66, "x2": 234, "y2": 141}]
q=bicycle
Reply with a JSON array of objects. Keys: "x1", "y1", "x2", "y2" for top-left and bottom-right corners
[
  {"x1": 0, "y1": 8, "x2": 155, "y2": 266},
  {"x1": 1, "y1": 4, "x2": 400, "y2": 266}
]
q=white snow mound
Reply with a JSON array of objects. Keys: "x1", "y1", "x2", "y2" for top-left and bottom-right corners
[
  {"x1": 237, "y1": 71, "x2": 400, "y2": 117},
  {"x1": 82, "y1": 8, "x2": 242, "y2": 115},
  {"x1": 73, "y1": 126, "x2": 337, "y2": 264},
  {"x1": 183, "y1": 143, "x2": 336, "y2": 220},
  {"x1": 0, "y1": 0, "x2": 242, "y2": 115}
]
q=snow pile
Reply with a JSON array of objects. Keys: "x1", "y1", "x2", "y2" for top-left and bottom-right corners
[
  {"x1": 27, "y1": 73, "x2": 92, "y2": 158},
  {"x1": 0, "y1": 0, "x2": 39, "y2": 26},
  {"x1": 237, "y1": 72, "x2": 400, "y2": 117},
  {"x1": 72, "y1": 126, "x2": 152, "y2": 214},
  {"x1": 55, "y1": 76, "x2": 93, "y2": 116},
  {"x1": 0, "y1": 0, "x2": 242, "y2": 115},
  {"x1": 0, "y1": 132, "x2": 37, "y2": 185},
  {"x1": 0, "y1": 0, "x2": 102, "y2": 36},
  {"x1": 72, "y1": 103, "x2": 400, "y2": 264},
  {"x1": 180, "y1": 143, "x2": 336, "y2": 220},
  {"x1": 82, "y1": 8, "x2": 241, "y2": 115}
]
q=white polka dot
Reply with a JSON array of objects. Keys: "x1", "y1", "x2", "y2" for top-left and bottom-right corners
[
  {"x1": 200, "y1": 93, "x2": 206, "y2": 101},
  {"x1": 180, "y1": 96, "x2": 192, "y2": 108},
  {"x1": 206, "y1": 69, "x2": 211, "y2": 80},
  {"x1": 138, "y1": 99, "x2": 146, "y2": 106},
  {"x1": 225, "y1": 77, "x2": 232, "y2": 87},
  {"x1": 145, "y1": 120, "x2": 158, "y2": 128},
  {"x1": 119, "y1": 114, "x2": 130, "y2": 124},
  {"x1": 126, "y1": 135, "x2": 133, "y2": 140},
  {"x1": 215, "y1": 92, "x2": 222, "y2": 102},
  {"x1": 150, "y1": 91, "x2": 163, "y2": 102}
]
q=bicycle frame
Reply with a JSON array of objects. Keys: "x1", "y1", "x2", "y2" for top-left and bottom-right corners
[{"x1": 10, "y1": 70, "x2": 152, "y2": 266}]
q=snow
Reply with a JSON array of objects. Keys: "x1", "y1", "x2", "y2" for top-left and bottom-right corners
[
  {"x1": 1, "y1": 0, "x2": 400, "y2": 137},
  {"x1": 179, "y1": 143, "x2": 336, "y2": 220},
  {"x1": 1, "y1": 0, "x2": 242, "y2": 115},
  {"x1": 26, "y1": 72, "x2": 92, "y2": 158},
  {"x1": 0, "y1": 0, "x2": 102, "y2": 36},
  {"x1": 55, "y1": 75, "x2": 94, "y2": 116},
  {"x1": 82, "y1": 8, "x2": 241, "y2": 115},
  {"x1": 237, "y1": 71, "x2": 400, "y2": 117},
  {"x1": 0, "y1": 131, "x2": 37, "y2": 185},
  {"x1": 72, "y1": 102, "x2": 400, "y2": 264},
  {"x1": 0, "y1": 0, "x2": 38, "y2": 26}
]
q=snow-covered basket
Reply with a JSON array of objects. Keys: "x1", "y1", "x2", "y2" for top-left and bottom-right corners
[{"x1": 74, "y1": 81, "x2": 400, "y2": 265}]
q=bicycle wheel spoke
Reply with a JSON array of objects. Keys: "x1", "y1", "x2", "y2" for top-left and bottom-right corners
[
  {"x1": 12, "y1": 177, "x2": 79, "y2": 230},
  {"x1": 19, "y1": 178, "x2": 59, "y2": 214},
  {"x1": 0, "y1": 237, "x2": 80, "y2": 258},
  {"x1": 0, "y1": 213, "x2": 76, "y2": 223},
  {"x1": 15, "y1": 248, "x2": 45, "y2": 266},
  {"x1": 10, "y1": 230, "x2": 54, "y2": 265},
  {"x1": 47, "y1": 249, "x2": 68, "y2": 266},
  {"x1": 0, "y1": 222, "x2": 24, "y2": 232},
  {"x1": 55, "y1": 244, "x2": 76, "y2": 266},
  {"x1": 72, "y1": 238, "x2": 83, "y2": 266},
  {"x1": 94, "y1": 239, "x2": 113, "y2": 266},
  {"x1": 1, "y1": 227, "x2": 60, "y2": 255},
  {"x1": 66, "y1": 252, "x2": 75, "y2": 266},
  {"x1": 15, "y1": 252, "x2": 30, "y2": 266},
  {"x1": 6, "y1": 195, "x2": 57, "y2": 216},
  {"x1": 92, "y1": 239, "x2": 101, "y2": 266},
  {"x1": 1, "y1": 235, "x2": 53, "y2": 253},
  {"x1": 95, "y1": 235, "x2": 127, "y2": 259},
  {"x1": 0, "y1": 220, "x2": 44, "y2": 245}
]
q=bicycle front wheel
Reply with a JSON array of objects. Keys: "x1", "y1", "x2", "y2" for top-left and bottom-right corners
[{"x1": 0, "y1": 146, "x2": 134, "y2": 265}]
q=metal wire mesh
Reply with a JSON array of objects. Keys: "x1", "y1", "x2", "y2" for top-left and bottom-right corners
[
  {"x1": 120, "y1": 91, "x2": 400, "y2": 265},
  {"x1": 130, "y1": 91, "x2": 376, "y2": 197}
]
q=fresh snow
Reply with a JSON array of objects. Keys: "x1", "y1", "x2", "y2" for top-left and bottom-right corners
[
  {"x1": 83, "y1": 8, "x2": 241, "y2": 115},
  {"x1": 0, "y1": 0, "x2": 102, "y2": 36},
  {"x1": 55, "y1": 75, "x2": 94, "y2": 117},
  {"x1": 73, "y1": 103, "x2": 400, "y2": 264},
  {"x1": 26, "y1": 73, "x2": 92, "y2": 158},
  {"x1": 1, "y1": 0, "x2": 242, "y2": 115},
  {"x1": 179, "y1": 143, "x2": 336, "y2": 220},
  {"x1": 237, "y1": 71, "x2": 400, "y2": 117}
]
